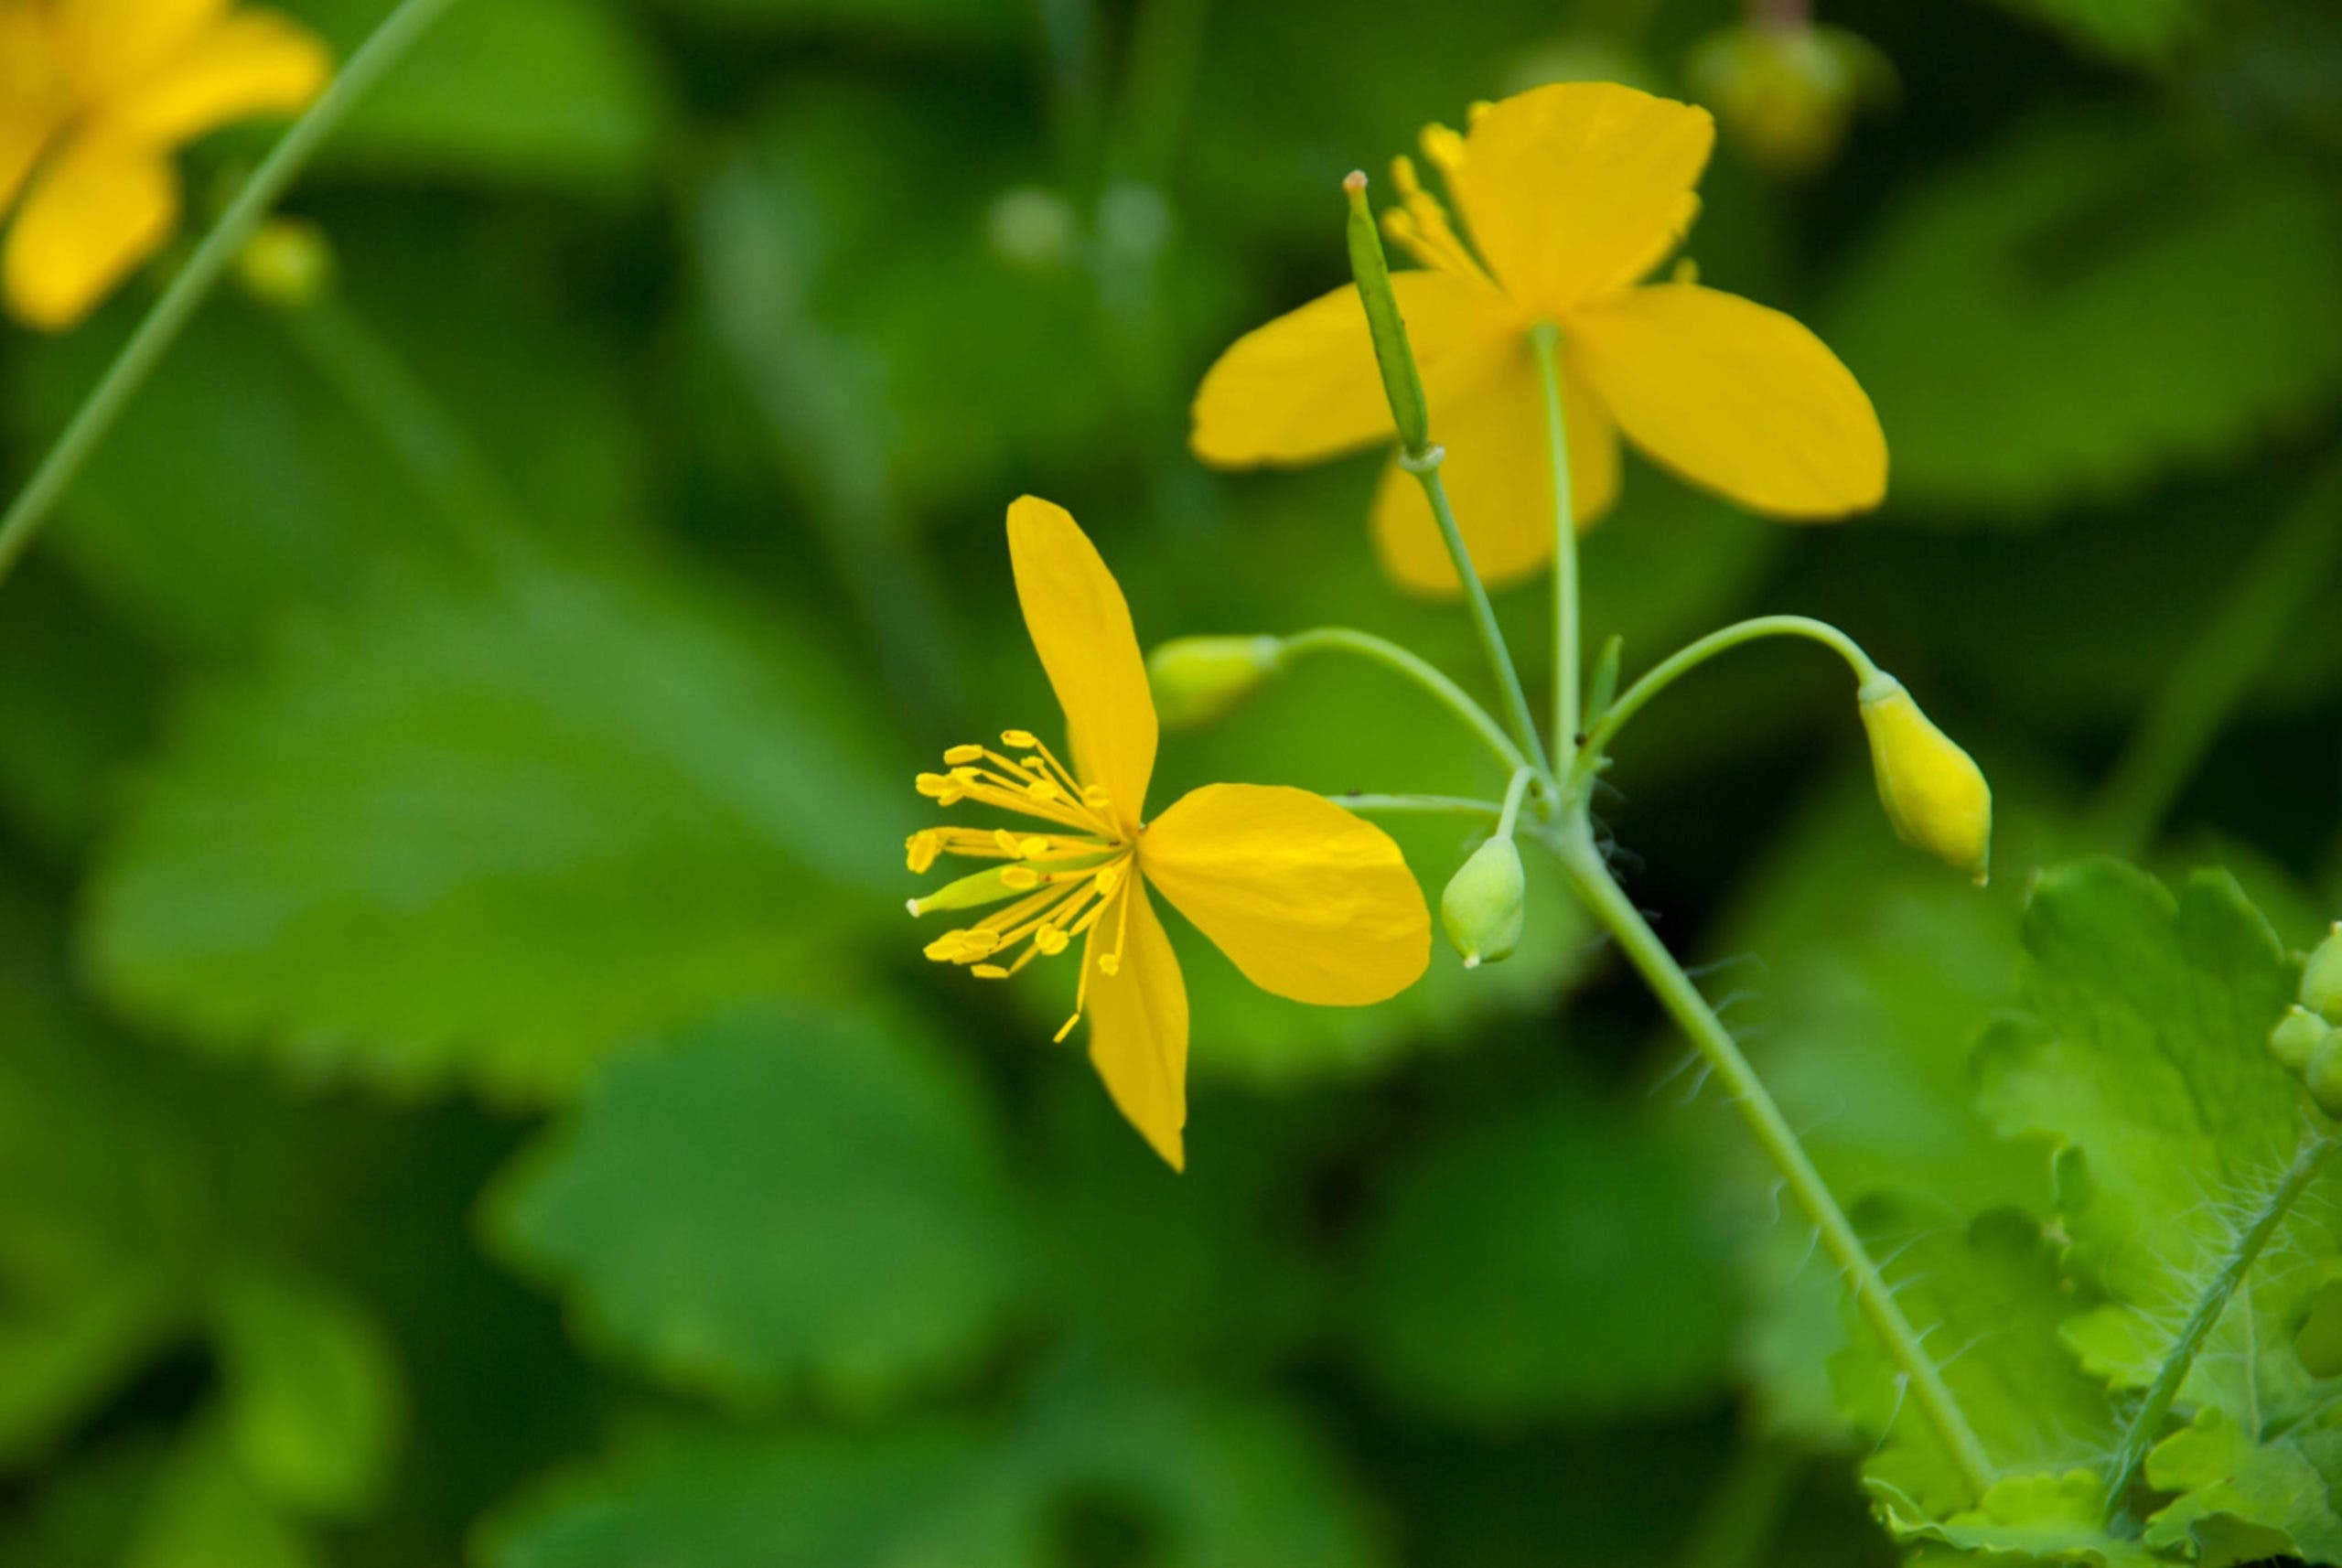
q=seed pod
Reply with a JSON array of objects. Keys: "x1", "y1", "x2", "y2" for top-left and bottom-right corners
[
  {"x1": 1858, "y1": 674, "x2": 1993, "y2": 886},
  {"x1": 2303, "y1": 923, "x2": 2342, "y2": 1024},
  {"x1": 1145, "y1": 636, "x2": 1284, "y2": 730},
  {"x1": 2272, "y1": 1005, "x2": 2337, "y2": 1076},
  {"x1": 1440, "y1": 836, "x2": 1527, "y2": 969}
]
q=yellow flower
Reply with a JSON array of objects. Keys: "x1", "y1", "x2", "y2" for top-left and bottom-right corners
[
  {"x1": 908, "y1": 497, "x2": 1433, "y2": 1169},
  {"x1": 1190, "y1": 81, "x2": 1887, "y2": 596},
  {"x1": 0, "y1": 0, "x2": 330, "y2": 331}
]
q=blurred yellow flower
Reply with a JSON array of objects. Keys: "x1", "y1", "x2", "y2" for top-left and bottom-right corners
[
  {"x1": 0, "y1": 0, "x2": 329, "y2": 331},
  {"x1": 1191, "y1": 81, "x2": 1886, "y2": 596},
  {"x1": 908, "y1": 496, "x2": 1432, "y2": 1168}
]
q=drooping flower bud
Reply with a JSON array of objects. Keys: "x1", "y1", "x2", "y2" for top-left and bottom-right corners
[
  {"x1": 1685, "y1": 22, "x2": 1894, "y2": 177},
  {"x1": 2307, "y1": 1034, "x2": 2342, "y2": 1120},
  {"x1": 2304, "y1": 923, "x2": 2342, "y2": 1024},
  {"x1": 1441, "y1": 836, "x2": 1527, "y2": 969},
  {"x1": 1858, "y1": 674, "x2": 1992, "y2": 886},
  {"x1": 2272, "y1": 1005, "x2": 2337, "y2": 1076},
  {"x1": 1146, "y1": 636, "x2": 1284, "y2": 730}
]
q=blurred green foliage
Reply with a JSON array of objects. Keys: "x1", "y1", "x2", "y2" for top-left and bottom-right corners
[{"x1": 4, "y1": 0, "x2": 2342, "y2": 1564}]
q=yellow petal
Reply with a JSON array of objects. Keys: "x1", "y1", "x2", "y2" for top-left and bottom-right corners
[
  {"x1": 1140, "y1": 783, "x2": 1430, "y2": 1006},
  {"x1": 99, "y1": 10, "x2": 330, "y2": 146},
  {"x1": 0, "y1": 8, "x2": 68, "y2": 219},
  {"x1": 3, "y1": 134, "x2": 177, "y2": 331},
  {"x1": 1082, "y1": 879, "x2": 1187, "y2": 1170},
  {"x1": 1189, "y1": 270, "x2": 1519, "y2": 467},
  {"x1": 1567, "y1": 283, "x2": 1885, "y2": 518},
  {"x1": 1004, "y1": 496, "x2": 1157, "y2": 830},
  {"x1": 1370, "y1": 351, "x2": 1619, "y2": 596},
  {"x1": 52, "y1": 0, "x2": 226, "y2": 100},
  {"x1": 1449, "y1": 82, "x2": 1714, "y2": 313}
]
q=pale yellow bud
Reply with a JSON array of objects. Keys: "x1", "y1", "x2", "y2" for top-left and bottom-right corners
[
  {"x1": 235, "y1": 218, "x2": 335, "y2": 309},
  {"x1": 1440, "y1": 836, "x2": 1527, "y2": 969},
  {"x1": 2304, "y1": 923, "x2": 2342, "y2": 1024},
  {"x1": 1858, "y1": 675, "x2": 1992, "y2": 885},
  {"x1": 2273, "y1": 1005, "x2": 2337, "y2": 1076},
  {"x1": 1146, "y1": 636, "x2": 1284, "y2": 730}
]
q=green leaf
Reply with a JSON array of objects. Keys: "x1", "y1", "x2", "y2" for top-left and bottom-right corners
[
  {"x1": 282, "y1": 0, "x2": 667, "y2": 194},
  {"x1": 484, "y1": 1005, "x2": 1020, "y2": 1409},
  {"x1": 1984, "y1": 0, "x2": 2208, "y2": 62},
  {"x1": 2143, "y1": 1405, "x2": 2342, "y2": 1567},
  {"x1": 482, "y1": 1366, "x2": 1388, "y2": 1568},
  {"x1": 84, "y1": 553, "x2": 901, "y2": 1101},
  {"x1": 0, "y1": 880, "x2": 203, "y2": 1470},
  {"x1": 1824, "y1": 115, "x2": 2342, "y2": 517},
  {"x1": 1831, "y1": 1204, "x2": 2123, "y2": 1523},
  {"x1": 1347, "y1": 1081, "x2": 1740, "y2": 1423},
  {"x1": 1870, "y1": 1471, "x2": 2161, "y2": 1567},
  {"x1": 124, "y1": 1422, "x2": 318, "y2": 1568},
  {"x1": 1976, "y1": 863, "x2": 2331, "y2": 1417},
  {"x1": 210, "y1": 1265, "x2": 405, "y2": 1520},
  {"x1": 0, "y1": 562, "x2": 156, "y2": 854}
]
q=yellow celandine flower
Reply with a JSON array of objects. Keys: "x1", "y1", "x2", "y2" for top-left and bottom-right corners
[
  {"x1": 908, "y1": 497, "x2": 1433, "y2": 1168},
  {"x1": 0, "y1": 0, "x2": 329, "y2": 331},
  {"x1": 1190, "y1": 81, "x2": 1888, "y2": 596}
]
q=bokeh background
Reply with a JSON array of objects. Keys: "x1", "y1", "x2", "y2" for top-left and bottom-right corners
[{"x1": 4, "y1": 0, "x2": 2341, "y2": 1563}]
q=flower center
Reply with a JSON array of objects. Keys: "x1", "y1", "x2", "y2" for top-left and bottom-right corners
[{"x1": 906, "y1": 729, "x2": 1138, "y2": 1041}]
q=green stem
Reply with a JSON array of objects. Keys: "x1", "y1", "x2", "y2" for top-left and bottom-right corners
[
  {"x1": 1495, "y1": 765, "x2": 1533, "y2": 840},
  {"x1": 2101, "y1": 1133, "x2": 2339, "y2": 1523},
  {"x1": 1282, "y1": 626, "x2": 1530, "y2": 779},
  {"x1": 0, "y1": 0, "x2": 467, "y2": 594},
  {"x1": 1574, "y1": 615, "x2": 1880, "y2": 789},
  {"x1": 1409, "y1": 459, "x2": 1554, "y2": 781},
  {"x1": 1544, "y1": 812, "x2": 1997, "y2": 1504},
  {"x1": 1329, "y1": 793, "x2": 1504, "y2": 820},
  {"x1": 2090, "y1": 457, "x2": 2342, "y2": 855},
  {"x1": 1530, "y1": 323, "x2": 1580, "y2": 759}
]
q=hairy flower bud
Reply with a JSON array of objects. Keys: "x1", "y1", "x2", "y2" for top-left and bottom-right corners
[
  {"x1": 1858, "y1": 674, "x2": 1992, "y2": 885},
  {"x1": 2272, "y1": 1005, "x2": 2337, "y2": 1076},
  {"x1": 1146, "y1": 636, "x2": 1284, "y2": 730},
  {"x1": 1441, "y1": 836, "x2": 1527, "y2": 969},
  {"x1": 2304, "y1": 922, "x2": 2342, "y2": 1024}
]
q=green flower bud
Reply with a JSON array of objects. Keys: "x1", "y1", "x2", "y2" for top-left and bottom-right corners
[
  {"x1": 2308, "y1": 1033, "x2": 2342, "y2": 1120},
  {"x1": 2272, "y1": 1005, "x2": 2337, "y2": 1075},
  {"x1": 1686, "y1": 22, "x2": 1894, "y2": 177},
  {"x1": 235, "y1": 217, "x2": 335, "y2": 310},
  {"x1": 2304, "y1": 922, "x2": 2342, "y2": 1024},
  {"x1": 1146, "y1": 636, "x2": 1283, "y2": 730},
  {"x1": 1441, "y1": 836, "x2": 1527, "y2": 970},
  {"x1": 1858, "y1": 675, "x2": 1993, "y2": 886}
]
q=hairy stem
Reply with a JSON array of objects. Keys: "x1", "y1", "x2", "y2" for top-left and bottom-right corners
[
  {"x1": 2091, "y1": 457, "x2": 2342, "y2": 855},
  {"x1": 1543, "y1": 813, "x2": 1998, "y2": 1503},
  {"x1": 0, "y1": 0, "x2": 467, "y2": 593},
  {"x1": 2102, "y1": 1133, "x2": 2340, "y2": 1522},
  {"x1": 1283, "y1": 626, "x2": 1530, "y2": 779},
  {"x1": 1530, "y1": 324, "x2": 1580, "y2": 761},
  {"x1": 1574, "y1": 615, "x2": 1880, "y2": 787}
]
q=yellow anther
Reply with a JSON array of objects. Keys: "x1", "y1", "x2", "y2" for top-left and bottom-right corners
[
  {"x1": 1033, "y1": 925, "x2": 1070, "y2": 956},
  {"x1": 1018, "y1": 836, "x2": 1051, "y2": 859},
  {"x1": 1421, "y1": 123, "x2": 1466, "y2": 170},
  {"x1": 942, "y1": 744, "x2": 985, "y2": 765},
  {"x1": 972, "y1": 964, "x2": 1009, "y2": 980},
  {"x1": 1097, "y1": 951, "x2": 1121, "y2": 977},
  {"x1": 1391, "y1": 153, "x2": 1423, "y2": 199},
  {"x1": 1001, "y1": 728, "x2": 1038, "y2": 749},
  {"x1": 914, "y1": 771, "x2": 953, "y2": 797},
  {"x1": 1096, "y1": 863, "x2": 1125, "y2": 897},
  {"x1": 923, "y1": 930, "x2": 970, "y2": 961},
  {"x1": 1001, "y1": 865, "x2": 1042, "y2": 891},
  {"x1": 906, "y1": 832, "x2": 942, "y2": 874},
  {"x1": 1026, "y1": 779, "x2": 1064, "y2": 803},
  {"x1": 992, "y1": 827, "x2": 1022, "y2": 854},
  {"x1": 1081, "y1": 785, "x2": 1112, "y2": 809}
]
